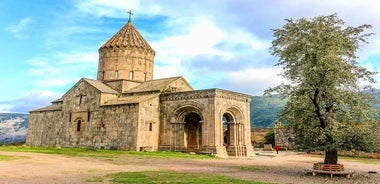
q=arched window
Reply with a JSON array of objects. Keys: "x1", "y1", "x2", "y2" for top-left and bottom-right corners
[{"x1": 77, "y1": 120, "x2": 82, "y2": 132}]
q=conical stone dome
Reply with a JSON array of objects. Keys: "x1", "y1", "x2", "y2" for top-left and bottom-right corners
[
  {"x1": 97, "y1": 19, "x2": 155, "y2": 82},
  {"x1": 99, "y1": 20, "x2": 155, "y2": 53}
]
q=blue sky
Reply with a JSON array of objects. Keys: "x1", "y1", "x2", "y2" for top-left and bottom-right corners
[{"x1": 1, "y1": 0, "x2": 380, "y2": 113}]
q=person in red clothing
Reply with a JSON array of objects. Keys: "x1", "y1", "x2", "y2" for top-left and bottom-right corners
[{"x1": 274, "y1": 145, "x2": 281, "y2": 154}]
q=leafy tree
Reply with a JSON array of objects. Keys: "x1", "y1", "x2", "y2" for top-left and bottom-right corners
[
  {"x1": 265, "y1": 14, "x2": 379, "y2": 164},
  {"x1": 264, "y1": 128, "x2": 275, "y2": 146}
]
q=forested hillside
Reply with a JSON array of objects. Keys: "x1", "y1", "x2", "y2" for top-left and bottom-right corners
[{"x1": 250, "y1": 95, "x2": 286, "y2": 128}]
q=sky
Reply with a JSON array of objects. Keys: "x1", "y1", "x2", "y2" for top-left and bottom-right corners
[{"x1": 1, "y1": 0, "x2": 380, "y2": 113}]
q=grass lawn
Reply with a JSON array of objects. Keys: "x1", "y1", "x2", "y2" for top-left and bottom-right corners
[
  {"x1": 0, "y1": 145, "x2": 214, "y2": 160},
  {"x1": 0, "y1": 154, "x2": 16, "y2": 161},
  {"x1": 340, "y1": 156, "x2": 380, "y2": 164},
  {"x1": 111, "y1": 171, "x2": 271, "y2": 184}
]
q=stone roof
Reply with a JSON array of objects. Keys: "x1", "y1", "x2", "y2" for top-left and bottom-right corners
[
  {"x1": 83, "y1": 78, "x2": 119, "y2": 94},
  {"x1": 51, "y1": 98, "x2": 63, "y2": 103},
  {"x1": 126, "y1": 76, "x2": 183, "y2": 93},
  {"x1": 102, "y1": 93, "x2": 159, "y2": 106},
  {"x1": 30, "y1": 104, "x2": 62, "y2": 112},
  {"x1": 99, "y1": 20, "x2": 154, "y2": 54}
]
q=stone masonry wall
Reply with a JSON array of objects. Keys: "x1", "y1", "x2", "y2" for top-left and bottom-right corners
[
  {"x1": 27, "y1": 110, "x2": 63, "y2": 147},
  {"x1": 136, "y1": 96, "x2": 160, "y2": 150}
]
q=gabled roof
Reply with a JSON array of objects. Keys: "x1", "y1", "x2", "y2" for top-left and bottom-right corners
[
  {"x1": 82, "y1": 78, "x2": 119, "y2": 94},
  {"x1": 102, "y1": 93, "x2": 159, "y2": 106},
  {"x1": 99, "y1": 20, "x2": 154, "y2": 54},
  {"x1": 126, "y1": 76, "x2": 191, "y2": 93},
  {"x1": 62, "y1": 78, "x2": 118, "y2": 99},
  {"x1": 30, "y1": 104, "x2": 62, "y2": 112},
  {"x1": 51, "y1": 98, "x2": 63, "y2": 103}
]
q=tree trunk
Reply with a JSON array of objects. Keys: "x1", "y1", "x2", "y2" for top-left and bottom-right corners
[{"x1": 324, "y1": 150, "x2": 338, "y2": 164}]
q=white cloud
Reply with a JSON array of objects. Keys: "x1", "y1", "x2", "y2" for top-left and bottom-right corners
[
  {"x1": 223, "y1": 67, "x2": 289, "y2": 95},
  {"x1": 74, "y1": 0, "x2": 139, "y2": 18},
  {"x1": 5, "y1": 17, "x2": 33, "y2": 39},
  {"x1": 0, "y1": 90, "x2": 61, "y2": 113},
  {"x1": 26, "y1": 52, "x2": 98, "y2": 88},
  {"x1": 0, "y1": 104, "x2": 13, "y2": 113},
  {"x1": 32, "y1": 78, "x2": 78, "y2": 88},
  {"x1": 55, "y1": 52, "x2": 98, "y2": 64},
  {"x1": 26, "y1": 57, "x2": 49, "y2": 67}
]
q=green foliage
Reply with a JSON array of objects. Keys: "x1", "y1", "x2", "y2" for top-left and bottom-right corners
[
  {"x1": 111, "y1": 171, "x2": 270, "y2": 184},
  {"x1": 266, "y1": 14, "x2": 379, "y2": 164},
  {"x1": 264, "y1": 129, "x2": 275, "y2": 145}
]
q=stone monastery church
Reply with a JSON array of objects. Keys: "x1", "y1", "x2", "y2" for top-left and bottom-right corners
[{"x1": 26, "y1": 16, "x2": 254, "y2": 157}]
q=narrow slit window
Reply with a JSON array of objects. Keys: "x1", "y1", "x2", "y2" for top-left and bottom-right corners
[
  {"x1": 79, "y1": 95, "x2": 83, "y2": 104},
  {"x1": 149, "y1": 123, "x2": 153, "y2": 131},
  {"x1": 77, "y1": 120, "x2": 82, "y2": 132},
  {"x1": 87, "y1": 111, "x2": 91, "y2": 122},
  {"x1": 115, "y1": 70, "x2": 119, "y2": 79}
]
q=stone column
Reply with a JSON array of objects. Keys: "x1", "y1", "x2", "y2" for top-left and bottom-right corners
[
  {"x1": 199, "y1": 120, "x2": 206, "y2": 148},
  {"x1": 227, "y1": 122, "x2": 238, "y2": 156},
  {"x1": 171, "y1": 122, "x2": 185, "y2": 151}
]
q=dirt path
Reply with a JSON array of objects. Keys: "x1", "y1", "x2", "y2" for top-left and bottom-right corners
[{"x1": 0, "y1": 151, "x2": 379, "y2": 184}]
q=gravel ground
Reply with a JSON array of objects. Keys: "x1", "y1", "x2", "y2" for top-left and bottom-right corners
[{"x1": 0, "y1": 151, "x2": 378, "y2": 184}]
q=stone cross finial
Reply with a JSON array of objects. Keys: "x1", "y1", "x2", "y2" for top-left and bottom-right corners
[{"x1": 127, "y1": 10, "x2": 133, "y2": 22}]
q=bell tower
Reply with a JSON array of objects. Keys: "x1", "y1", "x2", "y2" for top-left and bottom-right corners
[{"x1": 97, "y1": 12, "x2": 155, "y2": 83}]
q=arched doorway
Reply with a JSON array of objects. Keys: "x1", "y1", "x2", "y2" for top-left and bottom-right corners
[{"x1": 184, "y1": 112, "x2": 202, "y2": 149}]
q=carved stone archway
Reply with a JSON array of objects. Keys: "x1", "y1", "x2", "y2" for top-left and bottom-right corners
[
  {"x1": 169, "y1": 105, "x2": 204, "y2": 152},
  {"x1": 221, "y1": 106, "x2": 246, "y2": 156}
]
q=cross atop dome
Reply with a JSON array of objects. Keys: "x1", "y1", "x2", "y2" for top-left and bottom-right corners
[{"x1": 127, "y1": 10, "x2": 133, "y2": 22}]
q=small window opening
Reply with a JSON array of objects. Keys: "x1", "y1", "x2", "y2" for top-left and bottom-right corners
[
  {"x1": 69, "y1": 112, "x2": 72, "y2": 122},
  {"x1": 77, "y1": 120, "x2": 82, "y2": 132},
  {"x1": 87, "y1": 111, "x2": 91, "y2": 121},
  {"x1": 149, "y1": 123, "x2": 153, "y2": 131},
  {"x1": 143, "y1": 73, "x2": 147, "y2": 81},
  {"x1": 129, "y1": 71, "x2": 134, "y2": 80},
  {"x1": 115, "y1": 70, "x2": 119, "y2": 79}
]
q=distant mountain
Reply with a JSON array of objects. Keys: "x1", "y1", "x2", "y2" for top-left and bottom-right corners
[
  {"x1": 0, "y1": 113, "x2": 29, "y2": 144},
  {"x1": 250, "y1": 95, "x2": 286, "y2": 128}
]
